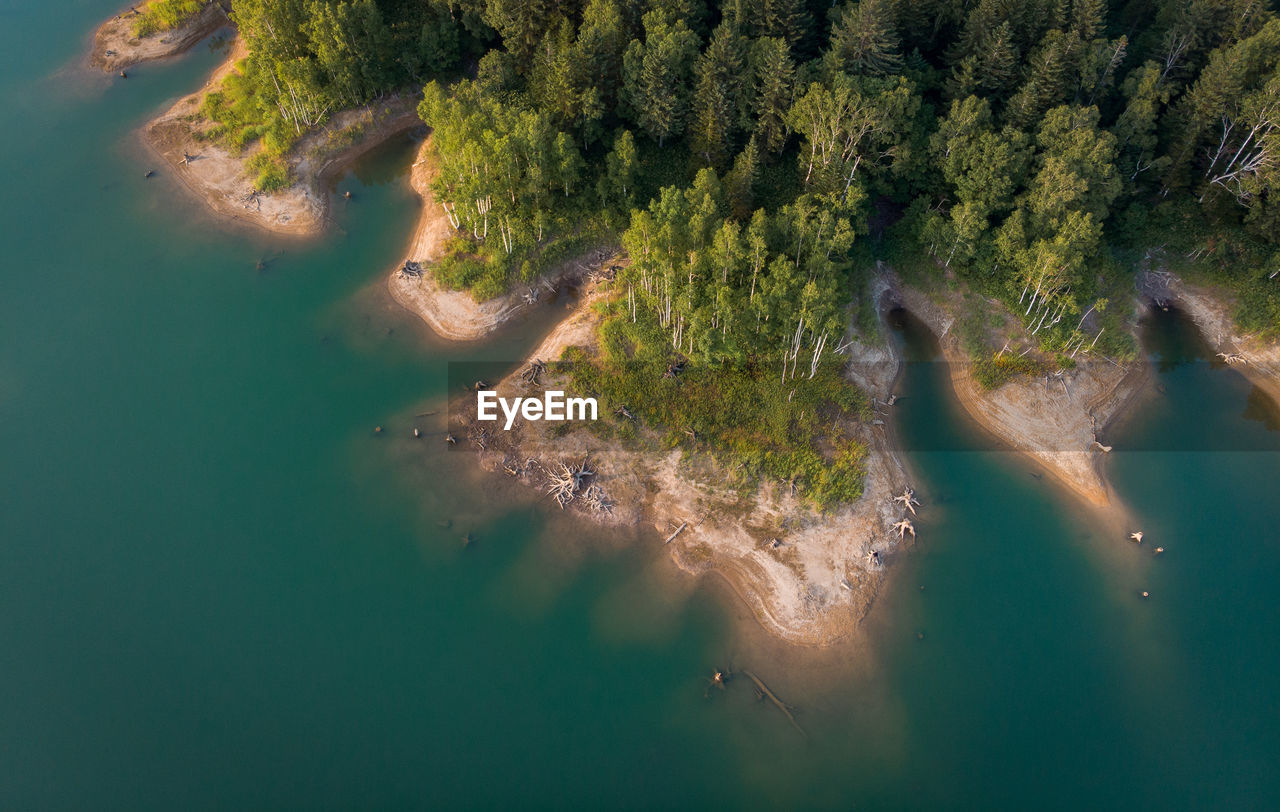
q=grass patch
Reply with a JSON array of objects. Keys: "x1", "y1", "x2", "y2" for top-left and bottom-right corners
[
  {"x1": 958, "y1": 309, "x2": 1048, "y2": 389},
  {"x1": 198, "y1": 65, "x2": 303, "y2": 191},
  {"x1": 132, "y1": 0, "x2": 206, "y2": 39},
  {"x1": 970, "y1": 352, "x2": 1047, "y2": 390},
  {"x1": 430, "y1": 212, "x2": 613, "y2": 301},
  {"x1": 560, "y1": 301, "x2": 871, "y2": 511}
]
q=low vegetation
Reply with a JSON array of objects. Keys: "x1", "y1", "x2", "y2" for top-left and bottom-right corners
[
  {"x1": 132, "y1": 0, "x2": 206, "y2": 39},
  {"x1": 563, "y1": 303, "x2": 871, "y2": 511}
]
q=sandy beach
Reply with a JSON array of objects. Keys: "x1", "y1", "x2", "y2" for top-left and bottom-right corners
[
  {"x1": 386, "y1": 139, "x2": 616, "y2": 342},
  {"x1": 143, "y1": 39, "x2": 423, "y2": 239}
]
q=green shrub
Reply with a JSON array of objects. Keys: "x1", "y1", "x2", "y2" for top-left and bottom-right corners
[
  {"x1": 132, "y1": 0, "x2": 206, "y2": 39},
  {"x1": 971, "y1": 352, "x2": 1046, "y2": 390},
  {"x1": 247, "y1": 151, "x2": 290, "y2": 192}
]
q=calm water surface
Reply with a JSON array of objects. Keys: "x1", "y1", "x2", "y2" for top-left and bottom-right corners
[{"x1": 2, "y1": 3, "x2": 1278, "y2": 808}]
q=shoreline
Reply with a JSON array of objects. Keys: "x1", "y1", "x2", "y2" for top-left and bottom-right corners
[
  {"x1": 384, "y1": 140, "x2": 538, "y2": 341},
  {"x1": 142, "y1": 39, "x2": 424, "y2": 239},
  {"x1": 447, "y1": 271, "x2": 918, "y2": 647},
  {"x1": 1147, "y1": 274, "x2": 1280, "y2": 409},
  {"x1": 386, "y1": 139, "x2": 616, "y2": 342},
  {"x1": 89, "y1": 1, "x2": 229, "y2": 73},
  {"x1": 436, "y1": 261, "x2": 1280, "y2": 648},
  {"x1": 892, "y1": 282, "x2": 1146, "y2": 528}
]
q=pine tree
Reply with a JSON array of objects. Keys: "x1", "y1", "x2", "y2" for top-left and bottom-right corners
[
  {"x1": 725, "y1": 136, "x2": 762, "y2": 219},
  {"x1": 749, "y1": 37, "x2": 796, "y2": 154},
  {"x1": 1070, "y1": 0, "x2": 1106, "y2": 42},
  {"x1": 622, "y1": 11, "x2": 701, "y2": 145},
  {"x1": 1006, "y1": 29, "x2": 1076, "y2": 128},
  {"x1": 825, "y1": 0, "x2": 904, "y2": 77},
  {"x1": 482, "y1": 0, "x2": 559, "y2": 68},
  {"x1": 741, "y1": 0, "x2": 812, "y2": 55},
  {"x1": 689, "y1": 22, "x2": 750, "y2": 165},
  {"x1": 978, "y1": 21, "x2": 1021, "y2": 94},
  {"x1": 575, "y1": 0, "x2": 627, "y2": 109}
]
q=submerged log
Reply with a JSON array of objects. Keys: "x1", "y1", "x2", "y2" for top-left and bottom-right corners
[{"x1": 743, "y1": 670, "x2": 805, "y2": 738}]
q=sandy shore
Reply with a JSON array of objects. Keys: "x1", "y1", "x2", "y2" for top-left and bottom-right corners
[
  {"x1": 143, "y1": 39, "x2": 423, "y2": 238},
  {"x1": 448, "y1": 271, "x2": 917, "y2": 647},
  {"x1": 1149, "y1": 274, "x2": 1280, "y2": 408},
  {"x1": 384, "y1": 142, "x2": 533, "y2": 341},
  {"x1": 891, "y1": 282, "x2": 1147, "y2": 520},
  {"x1": 90, "y1": 1, "x2": 229, "y2": 73},
  {"x1": 386, "y1": 139, "x2": 615, "y2": 342}
]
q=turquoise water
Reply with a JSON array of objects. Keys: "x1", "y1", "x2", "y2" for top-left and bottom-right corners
[{"x1": 2, "y1": 4, "x2": 1279, "y2": 807}]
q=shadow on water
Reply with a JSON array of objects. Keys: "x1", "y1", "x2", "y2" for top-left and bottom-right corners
[{"x1": 1104, "y1": 307, "x2": 1280, "y2": 808}]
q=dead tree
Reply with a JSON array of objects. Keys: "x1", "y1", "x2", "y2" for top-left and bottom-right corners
[
  {"x1": 545, "y1": 457, "x2": 596, "y2": 508},
  {"x1": 582, "y1": 484, "x2": 614, "y2": 514},
  {"x1": 521, "y1": 359, "x2": 547, "y2": 385}
]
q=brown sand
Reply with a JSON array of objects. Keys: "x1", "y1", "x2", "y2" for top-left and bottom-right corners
[
  {"x1": 894, "y1": 284, "x2": 1146, "y2": 519},
  {"x1": 143, "y1": 39, "x2": 423, "y2": 238},
  {"x1": 89, "y1": 1, "x2": 228, "y2": 73}
]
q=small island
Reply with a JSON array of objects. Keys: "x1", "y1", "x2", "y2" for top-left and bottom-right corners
[{"x1": 100, "y1": 0, "x2": 1280, "y2": 645}]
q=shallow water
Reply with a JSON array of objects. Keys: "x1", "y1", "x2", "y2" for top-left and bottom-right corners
[{"x1": 2, "y1": 4, "x2": 1279, "y2": 807}]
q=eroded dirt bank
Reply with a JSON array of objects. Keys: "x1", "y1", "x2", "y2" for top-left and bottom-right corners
[{"x1": 1143, "y1": 272, "x2": 1280, "y2": 408}]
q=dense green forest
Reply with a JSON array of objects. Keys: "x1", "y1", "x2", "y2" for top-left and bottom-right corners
[
  {"x1": 211, "y1": 0, "x2": 1279, "y2": 338},
  {"x1": 203, "y1": 0, "x2": 1280, "y2": 504}
]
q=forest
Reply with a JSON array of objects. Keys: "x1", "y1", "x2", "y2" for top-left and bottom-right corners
[
  {"x1": 203, "y1": 0, "x2": 1280, "y2": 504},
  {"x1": 210, "y1": 0, "x2": 1279, "y2": 340}
]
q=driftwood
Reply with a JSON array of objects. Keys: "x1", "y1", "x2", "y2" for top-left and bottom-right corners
[
  {"x1": 521, "y1": 359, "x2": 547, "y2": 385},
  {"x1": 663, "y1": 521, "x2": 688, "y2": 544},
  {"x1": 545, "y1": 456, "x2": 596, "y2": 508},
  {"x1": 581, "y1": 483, "x2": 614, "y2": 514},
  {"x1": 743, "y1": 671, "x2": 805, "y2": 738},
  {"x1": 893, "y1": 486, "x2": 921, "y2": 515}
]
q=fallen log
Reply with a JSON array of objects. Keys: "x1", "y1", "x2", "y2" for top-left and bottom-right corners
[
  {"x1": 743, "y1": 670, "x2": 805, "y2": 738},
  {"x1": 663, "y1": 521, "x2": 688, "y2": 544}
]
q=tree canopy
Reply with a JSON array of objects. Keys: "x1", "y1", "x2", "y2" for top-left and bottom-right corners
[{"x1": 216, "y1": 0, "x2": 1280, "y2": 344}]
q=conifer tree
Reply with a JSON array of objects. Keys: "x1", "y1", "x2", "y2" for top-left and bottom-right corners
[
  {"x1": 749, "y1": 37, "x2": 796, "y2": 154},
  {"x1": 825, "y1": 0, "x2": 905, "y2": 77},
  {"x1": 622, "y1": 11, "x2": 701, "y2": 145}
]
